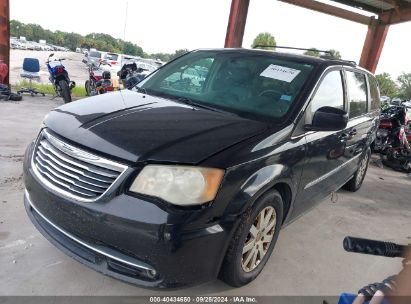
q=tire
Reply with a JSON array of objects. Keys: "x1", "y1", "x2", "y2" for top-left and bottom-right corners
[
  {"x1": 219, "y1": 190, "x2": 283, "y2": 287},
  {"x1": 85, "y1": 80, "x2": 90, "y2": 96},
  {"x1": 59, "y1": 80, "x2": 71, "y2": 103},
  {"x1": 9, "y1": 93, "x2": 22, "y2": 101},
  {"x1": 343, "y1": 150, "x2": 370, "y2": 192}
]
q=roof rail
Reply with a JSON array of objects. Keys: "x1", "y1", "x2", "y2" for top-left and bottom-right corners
[
  {"x1": 252, "y1": 45, "x2": 357, "y2": 65},
  {"x1": 252, "y1": 45, "x2": 332, "y2": 55}
]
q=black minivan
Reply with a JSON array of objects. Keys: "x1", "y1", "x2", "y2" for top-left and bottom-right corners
[{"x1": 23, "y1": 49, "x2": 380, "y2": 288}]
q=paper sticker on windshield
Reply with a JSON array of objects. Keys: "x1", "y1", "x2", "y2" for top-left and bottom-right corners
[{"x1": 260, "y1": 65, "x2": 301, "y2": 82}]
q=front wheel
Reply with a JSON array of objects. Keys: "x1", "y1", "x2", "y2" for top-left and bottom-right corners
[
  {"x1": 59, "y1": 80, "x2": 71, "y2": 103},
  {"x1": 219, "y1": 190, "x2": 283, "y2": 287}
]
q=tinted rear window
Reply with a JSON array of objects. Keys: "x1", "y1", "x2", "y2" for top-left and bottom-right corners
[
  {"x1": 105, "y1": 53, "x2": 119, "y2": 61},
  {"x1": 89, "y1": 51, "x2": 101, "y2": 58}
]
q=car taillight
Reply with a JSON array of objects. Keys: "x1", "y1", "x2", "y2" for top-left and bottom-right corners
[
  {"x1": 56, "y1": 67, "x2": 63, "y2": 73},
  {"x1": 111, "y1": 61, "x2": 118, "y2": 65}
]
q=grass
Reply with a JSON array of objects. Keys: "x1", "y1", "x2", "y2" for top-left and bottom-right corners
[{"x1": 13, "y1": 80, "x2": 87, "y2": 98}]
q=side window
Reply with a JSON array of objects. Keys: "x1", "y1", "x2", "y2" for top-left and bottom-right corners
[
  {"x1": 308, "y1": 70, "x2": 344, "y2": 122},
  {"x1": 346, "y1": 71, "x2": 368, "y2": 118},
  {"x1": 368, "y1": 75, "x2": 381, "y2": 110}
]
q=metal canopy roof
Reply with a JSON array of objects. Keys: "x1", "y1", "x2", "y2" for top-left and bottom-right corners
[
  {"x1": 225, "y1": 0, "x2": 411, "y2": 73},
  {"x1": 332, "y1": 0, "x2": 411, "y2": 14},
  {"x1": 277, "y1": 0, "x2": 411, "y2": 25}
]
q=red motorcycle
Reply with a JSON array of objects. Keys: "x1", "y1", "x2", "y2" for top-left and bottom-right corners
[
  {"x1": 83, "y1": 59, "x2": 114, "y2": 96},
  {"x1": 375, "y1": 105, "x2": 410, "y2": 151}
]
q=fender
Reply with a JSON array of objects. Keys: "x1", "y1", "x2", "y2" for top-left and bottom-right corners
[{"x1": 223, "y1": 163, "x2": 298, "y2": 220}]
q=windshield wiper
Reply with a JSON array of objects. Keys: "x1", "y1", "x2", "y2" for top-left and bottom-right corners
[{"x1": 176, "y1": 97, "x2": 221, "y2": 113}]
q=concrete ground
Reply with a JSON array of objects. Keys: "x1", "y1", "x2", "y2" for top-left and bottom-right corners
[
  {"x1": 9, "y1": 50, "x2": 89, "y2": 87},
  {"x1": 1, "y1": 96, "x2": 411, "y2": 296}
]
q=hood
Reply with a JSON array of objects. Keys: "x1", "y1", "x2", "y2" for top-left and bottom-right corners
[{"x1": 44, "y1": 90, "x2": 268, "y2": 165}]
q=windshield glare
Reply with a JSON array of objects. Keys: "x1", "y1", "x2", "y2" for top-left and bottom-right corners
[{"x1": 138, "y1": 51, "x2": 315, "y2": 122}]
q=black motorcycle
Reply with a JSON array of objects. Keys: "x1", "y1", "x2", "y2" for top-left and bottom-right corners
[{"x1": 118, "y1": 61, "x2": 147, "y2": 90}]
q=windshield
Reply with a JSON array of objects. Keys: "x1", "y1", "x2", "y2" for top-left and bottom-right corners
[{"x1": 138, "y1": 50, "x2": 315, "y2": 122}]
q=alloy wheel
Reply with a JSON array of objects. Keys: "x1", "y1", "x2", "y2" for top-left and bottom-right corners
[{"x1": 241, "y1": 206, "x2": 277, "y2": 272}]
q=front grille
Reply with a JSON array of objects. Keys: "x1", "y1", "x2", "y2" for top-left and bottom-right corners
[{"x1": 32, "y1": 129, "x2": 127, "y2": 201}]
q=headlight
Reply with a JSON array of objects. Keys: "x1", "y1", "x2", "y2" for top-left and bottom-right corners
[{"x1": 129, "y1": 165, "x2": 225, "y2": 206}]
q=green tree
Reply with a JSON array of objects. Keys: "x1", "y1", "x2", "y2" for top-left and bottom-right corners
[
  {"x1": 328, "y1": 49, "x2": 341, "y2": 59},
  {"x1": 251, "y1": 32, "x2": 276, "y2": 50},
  {"x1": 304, "y1": 48, "x2": 320, "y2": 57},
  {"x1": 170, "y1": 49, "x2": 189, "y2": 60},
  {"x1": 150, "y1": 53, "x2": 171, "y2": 62},
  {"x1": 64, "y1": 33, "x2": 82, "y2": 51},
  {"x1": 397, "y1": 72, "x2": 411, "y2": 99},
  {"x1": 376, "y1": 73, "x2": 399, "y2": 97},
  {"x1": 54, "y1": 31, "x2": 65, "y2": 45},
  {"x1": 9, "y1": 19, "x2": 182, "y2": 61}
]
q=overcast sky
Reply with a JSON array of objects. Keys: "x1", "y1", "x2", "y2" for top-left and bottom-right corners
[{"x1": 10, "y1": 0, "x2": 411, "y2": 78}]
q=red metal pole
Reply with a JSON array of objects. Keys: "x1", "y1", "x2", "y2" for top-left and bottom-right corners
[
  {"x1": 359, "y1": 17, "x2": 389, "y2": 74},
  {"x1": 0, "y1": 0, "x2": 9, "y2": 85},
  {"x1": 224, "y1": 0, "x2": 250, "y2": 48}
]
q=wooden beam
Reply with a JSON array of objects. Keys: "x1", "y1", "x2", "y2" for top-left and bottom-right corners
[
  {"x1": 278, "y1": 0, "x2": 372, "y2": 25},
  {"x1": 224, "y1": 0, "x2": 250, "y2": 48},
  {"x1": 359, "y1": 17, "x2": 389, "y2": 73},
  {"x1": 0, "y1": 0, "x2": 9, "y2": 85}
]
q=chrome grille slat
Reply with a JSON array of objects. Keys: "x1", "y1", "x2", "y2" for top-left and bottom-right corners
[
  {"x1": 35, "y1": 164, "x2": 97, "y2": 197},
  {"x1": 35, "y1": 157, "x2": 105, "y2": 194},
  {"x1": 32, "y1": 130, "x2": 127, "y2": 202},
  {"x1": 39, "y1": 140, "x2": 119, "y2": 178},
  {"x1": 36, "y1": 151, "x2": 111, "y2": 188},
  {"x1": 37, "y1": 146, "x2": 115, "y2": 184}
]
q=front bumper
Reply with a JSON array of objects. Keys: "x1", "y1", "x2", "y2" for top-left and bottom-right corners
[{"x1": 23, "y1": 143, "x2": 236, "y2": 288}]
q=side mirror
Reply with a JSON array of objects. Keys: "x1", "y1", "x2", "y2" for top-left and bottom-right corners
[{"x1": 305, "y1": 106, "x2": 348, "y2": 131}]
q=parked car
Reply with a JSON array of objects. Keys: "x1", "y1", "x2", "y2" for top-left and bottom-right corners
[
  {"x1": 103, "y1": 52, "x2": 122, "y2": 73},
  {"x1": 23, "y1": 49, "x2": 379, "y2": 288},
  {"x1": 86, "y1": 50, "x2": 107, "y2": 67},
  {"x1": 391, "y1": 97, "x2": 402, "y2": 105},
  {"x1": 380, "y1": 95, "x2": 391, "y2": 104},
  {"x1": 120, "y1": 55, "x2": 141, "y2": 67},
  {"x1": 10, "y1": 39, "x2": 24, "y2": 49}
]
